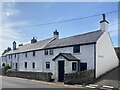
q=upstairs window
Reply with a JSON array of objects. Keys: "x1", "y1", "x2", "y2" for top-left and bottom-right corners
[
  {"x1": 25, "y1": 62, "x2": 27, "y2": 68},
  {"x1": 72, "y1": 62, "x2": 77, "y2": 71},
  {"x1": 49, "y1": 49, "x2": 54, "y2": 55},
  {"x1": 46, "y1": 62, "x2": 50, "y2": 69},
  {"x1": 44, "y1": 50, "x2": 48, "y2": 55},
  {"x1": 8, "y1": 55, "x2": 10, "y2": 59},
  {"x1": 25, "y1": 52, "x2": 27, "y2": 57},
  {"x1": 33, "y1": 51, "x2": 35, "y2": 56},
  {"x1": 14, "y1": 54, "x2": 16, "y2": 58},
  {"x1": 73, "y1": 45, "x2": 80, "y2": 53},
  {"x1": 11, "y1": 55, "x2": 12, "y2": 59}
]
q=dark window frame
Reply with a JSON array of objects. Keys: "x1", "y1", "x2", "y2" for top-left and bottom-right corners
[
  {"x1": 14, "y1": 54, "x2": 16, "y2": 58},
  {"x1": 73, "y1": 45, "x2": 80, "y2": 53},
  {"x1": 44, "y1": 50, "x2": 48, "y2": 55},
  {"x1": 25, "y1": 62, "x2": 27, "y2": 68},
  {"x1": 25, "y1": 52, "x2": 27, "y2": 57},
  {"x1": 49, "y1": 49, "x2": 54, "y2": 55},
  {"x1": 33, "y1": 51, "x2": 35, "y2": 56},
  {"x1": 72, "y1": 62, "x2": 77, "y2": 71},
  {"x1": 32, "y1": 62, "x2": 35, "y2": 69},
  {"x1": 46, "y1": 62, "x2": 50, "y2": 69},
  {"x1": 8, "y1": 55, "x2": 10, "y2": 59},
  {"x1": 11, "y1": 54, "x2": 12, "y2": 59}
]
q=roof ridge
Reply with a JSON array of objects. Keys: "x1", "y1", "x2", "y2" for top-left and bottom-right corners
[{"x1": 43, "y1": 37, "x2": 56, "y2": 48}]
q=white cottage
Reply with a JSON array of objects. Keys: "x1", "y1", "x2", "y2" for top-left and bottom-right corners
[{"x1": 1, "y1": 14, "x2": 119, "y2": 82}]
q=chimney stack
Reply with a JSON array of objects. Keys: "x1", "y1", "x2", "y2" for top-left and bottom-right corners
[
  {"x1": 13, "y1": 41, "x2": 16, "y2": 50},
  {"x1": 100, "y1": 14, "x2": 109, "y2": 31},
  {"x1": 53, "y1": 30, "x2": 59, "y2": 39},
  {"x1": 31, "y1": 37, "x2": 37, "y2": 44}
]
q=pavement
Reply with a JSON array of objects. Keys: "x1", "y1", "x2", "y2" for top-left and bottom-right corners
[{"x1": 93, "y1": 66, "x2": 120, "y2": 89}]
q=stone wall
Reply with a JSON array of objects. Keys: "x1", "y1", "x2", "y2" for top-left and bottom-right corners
[
  {"x1": 64, "y1": 69, "x2": 95, "y2": 84},
  {"x1": 6, "y1": 71, "x2": 53, "y2": 82}
]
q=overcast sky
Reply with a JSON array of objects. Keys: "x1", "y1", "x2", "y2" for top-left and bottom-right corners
[{"x1": 1, "y1": 1, "x2": 119, "y2": 55}]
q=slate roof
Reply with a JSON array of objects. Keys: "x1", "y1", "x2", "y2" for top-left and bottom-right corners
[
  {"x1": 45, "y1": 30, "x2": 104, "y2": 48},
  {"x1": 52, "y1": 53, "x2": 80, "y2": 61},
  {"x1": 3, "y1": 38, "x2": 55, "y2": 56},
  {"x1": 2, "y1": 30, "x2": 104, "y2": 56}
]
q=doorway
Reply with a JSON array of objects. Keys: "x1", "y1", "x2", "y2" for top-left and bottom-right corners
[{"x1": 58, "y1": 61, "x2": 65, "y2": 82}]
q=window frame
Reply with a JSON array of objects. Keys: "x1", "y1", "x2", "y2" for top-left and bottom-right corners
[
  {"x1": 25, "y1": 52, "x2": 27, "y2": 57},
  {"x1": 32, "y1": 62, "x2": 35, "y2": 69},
  {"x1": 44, "y1": 50, "x2": 48, "y2": 55},
  {"x1": 46, "y1": 62, "x2": 50, "y2": 69},
  {"x1": 49, "y1": 49, "x2": 54, "y2": 55},
  {"x1": 25, "y1": 62, "x2": 27, "y2": 68},
  {"x1": 33, "y1": 51, "x2": 36, "y2": 56},
  {"x1": 72, "y1": 62, "x2": 77, "y2": 71},
  {"x1": 73, "y1": 45, "x2": 80, "y2": 53},
  {"x1": 14, "y1": 54, "x2": 16, "y2": 58}
]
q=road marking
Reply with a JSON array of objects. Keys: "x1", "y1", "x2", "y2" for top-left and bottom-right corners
[
  {"x1": 86, "y1": 85, "x2": 96, "y2": 88},
  {"x1": 102, "y1": 85, "x2": 114, "y2": 89},
  {"x1": 89, "y1": 84, "x2": 98, "y2": 87}
]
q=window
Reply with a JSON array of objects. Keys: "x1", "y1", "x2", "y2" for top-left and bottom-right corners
[
  {"x1": 14, "y1": 54, "x2": 16, "y2": 58},
  {"x1": 49, "y1": 49, "x2": 54, "y2": 55},
  {"x1": 80, "y1": 63, "x2": 87, "y2": 71},
  {"x1": 73, "y1": 45, "x2": 80, "y2": 53},
  {"x1": 13, "y1": 63, "x2": 14, "y2": 67},
  {"x1": 32, "y1": 62, "x2": 35, "y2": 69},
  {"x1": 16, "y1": 63, "x2": 18, "y2": 70},
  {"x1": 44, "y1": 50, "x2": 48, "y2": 55},
  {"x1": 25, "y1": 62, "x2": 27, "y2": 68},
  {"x1": 33, "y1": 51, "x2": 35, "y2": 56},
  {"x1": 2, "y1": 63, "x2": 5, "y2": 67},
  {"x1": 72, "y1": 62, "x2": 77, "y2": 71},
  {"x1": 25, "y1": 52, "x2": 27, "y2": 57},
  {"x1": 46, "y1": 62, "x2": 50, "y2": 69},
  {"x1": 8, "y1": 55, "x2": 10, "y2": 59},
  {"x1": 11, "y1": 55, "x2": 12, "y2": 59}
]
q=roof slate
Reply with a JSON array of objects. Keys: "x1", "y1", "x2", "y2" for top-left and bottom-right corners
[
  {"x1": 2, "y1": 30, "x2": 104, "y2": 56},
  {"x1": 45, "y1": 30, "x2": 103, "y2": 48}
]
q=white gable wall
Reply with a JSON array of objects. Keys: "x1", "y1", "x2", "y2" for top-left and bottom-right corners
[{"x1": 96, "y1": 31, "x2": 119, "y2": 78}]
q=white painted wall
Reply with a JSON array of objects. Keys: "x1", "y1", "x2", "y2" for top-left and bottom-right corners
[
  {"x1": 1, "y1": 43, "x2": 95, "y2": 81},
  {"x1": 96, "y1": 31, "x2": 119, "y2": 78}
]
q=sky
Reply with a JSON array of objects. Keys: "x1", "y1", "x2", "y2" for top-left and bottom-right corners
[{"x1": 0, "y1": 1, "x2": 119, "y2": 55}]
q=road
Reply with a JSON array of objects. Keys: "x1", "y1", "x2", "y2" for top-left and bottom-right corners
[
  {"x1": 1, "y1": 76, "x2": 77, "y2": 88},
  {"x1": 1, "y1": 76, "x2": 94, "y2": 90}
]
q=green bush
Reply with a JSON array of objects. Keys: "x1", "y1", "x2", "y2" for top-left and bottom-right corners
[{"x1": 4, "y1": 64, "x2": 11, "y2": 73}]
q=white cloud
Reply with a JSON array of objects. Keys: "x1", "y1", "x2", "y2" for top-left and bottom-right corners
[{"x1": 0, "y1": 2, "x2": 29, "y2": 55}]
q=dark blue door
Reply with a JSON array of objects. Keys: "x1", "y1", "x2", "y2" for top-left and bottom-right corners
[{"x1": 58, "y1": 61, "x2": 64, "y2": 82}]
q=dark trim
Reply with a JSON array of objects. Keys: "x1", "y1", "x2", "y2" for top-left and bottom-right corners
[
  {"x1": 2, "y1": 42, "x2": 96, "y2": 57},
  {"x1": 94, "y1": 44, "x2": 96, "y2": 79}
]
